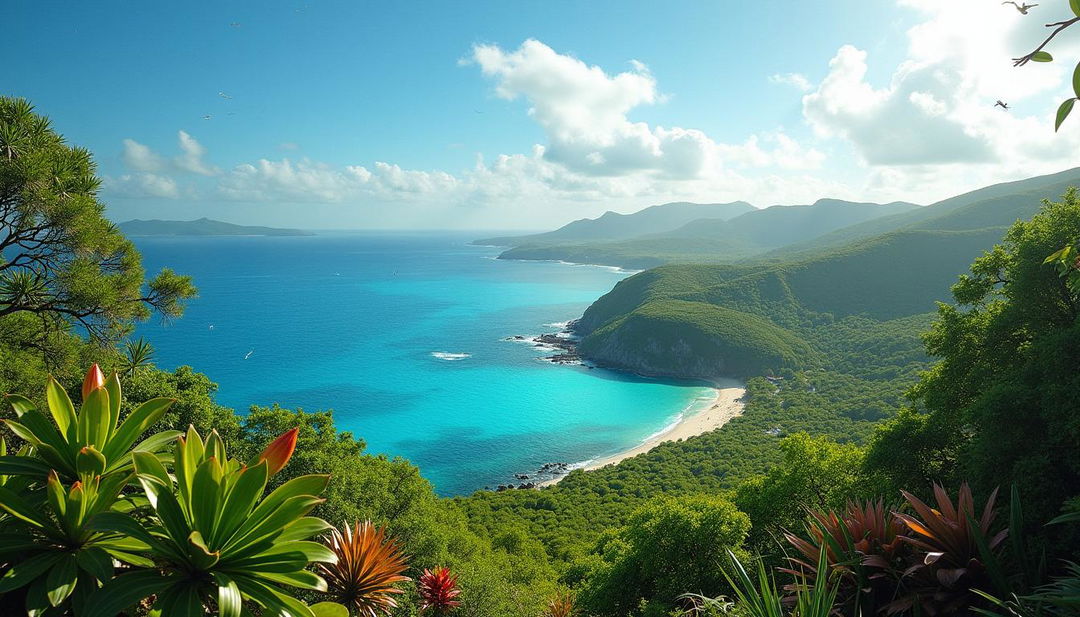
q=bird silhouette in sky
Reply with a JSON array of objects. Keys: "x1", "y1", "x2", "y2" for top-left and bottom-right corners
[
  {"x1": 1002, "y1": 2, "x2": 1037, "y2": 14},
  {"x1": 229, "y1": 22, "x2": 241, "y2": 27},
  {"x1": 218, "y1": 91, "x2": 232, "y2": 99},
  {"x1": 202, "y1": 114, "x2": 213, "y2": 120},
  {"x1": 995, "y1": 100, "x2": 1010, "y2": 110}
]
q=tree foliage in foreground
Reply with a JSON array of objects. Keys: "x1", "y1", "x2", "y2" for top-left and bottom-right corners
[{"x1": 0, "y1": 97, "x2": 195, "y2": 343}]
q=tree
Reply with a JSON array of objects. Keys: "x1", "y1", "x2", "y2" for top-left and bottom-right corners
[
  {"x1": 0, "y1": 97, "x2": 195, "y2": 343},
  {"x1": 571, "y1": 495, "x2": 750, "y2": 617},
  {"x1": 866, "y1": 190, "x2": 1080, "y2": 552}
]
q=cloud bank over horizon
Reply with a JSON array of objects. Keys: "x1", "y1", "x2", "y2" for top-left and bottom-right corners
[{"x1": 102, "y1": 1, "x2": 1080, "y2": 229}]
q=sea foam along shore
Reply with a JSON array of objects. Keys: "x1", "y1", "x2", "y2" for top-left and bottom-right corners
[{"x1": 539, "y1": 377, "x2": 746, "y2": 486}]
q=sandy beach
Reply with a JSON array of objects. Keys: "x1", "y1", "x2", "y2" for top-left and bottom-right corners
[{"x1": 541, "y1": 377, "x2": 746, "y2": 486}]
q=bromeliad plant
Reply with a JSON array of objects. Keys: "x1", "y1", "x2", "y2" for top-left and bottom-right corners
[
  {"x1": 85, "y1": 425, "x2": 339, "y2": 617},
  {"x1": 418, "y1": 566, "x2": 462, "y2": 615},
  {"x1": 0, "y1": 365, "x2": 177, "y2": 615},
  {"x1": 0, "y1": 365, "x2": 347, "y2": 617},
  {"x1": 783, "y1": 499, "x2": 908, "y2": 615},
  {"x1": 318, "y1": 521, "x2": 410, "y2": 617}
]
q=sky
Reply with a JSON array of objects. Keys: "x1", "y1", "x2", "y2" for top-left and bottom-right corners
[{"x1": 6, "y1": 0, "x2": 1080, "y2": 230}]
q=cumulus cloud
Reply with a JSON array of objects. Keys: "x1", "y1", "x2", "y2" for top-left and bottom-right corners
[
  {"x1": 174, "y1": 130, "x2": 219, "y2": 176},
  {"x1": 103, "y1": 173, "x2": 180, "y2": 198},
  {"x1": 769, "y1": 72, "x2": 813, "y2": 92},
  {"x1": 801, "y1": 0, "x2": 1080, "y2": 183},
  {"x1": 121, "y1": 139, "x2": 164, "y2": 172},
  {"x1": 468, "y1": 39, "x2": 821, "y2": 180}
]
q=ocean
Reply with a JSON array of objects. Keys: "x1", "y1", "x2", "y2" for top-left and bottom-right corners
[{"x1": 133, "y1": 232, "x2": 715, "y2": 495}]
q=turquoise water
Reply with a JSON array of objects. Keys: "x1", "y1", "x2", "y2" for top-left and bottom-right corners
[{"x1": 133, "y1": 232, "x2": 714, "y2": 495}]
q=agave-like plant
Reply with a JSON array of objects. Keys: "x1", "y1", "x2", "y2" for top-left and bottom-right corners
[
  {"x1": 0, "y1": 365, "x2": 176, "y2": 614},
  {"x1": 783, "y1": 499, "x2": 908, "y2": 614},
  {"x1": 319, "y1": 521, "x2": 410, "y2": 616},
  {"x1": 418, "y1": 566, "x2": 462, "y2": 614},
  {"x1": 886, "y1": 483, "x2": 1007, "y2": 616},
  {"x1": 545, "y1": 590, "x2": 577, "y2": 617},
  {"x1": 722, "y1": 549, "x2": 839, "y2": 617},
  {"x1": 1, "y1": 364, "x2": 178, "y2": 482},
  {"x1": 84, "y1": 425, "x2": 340, "y2": 617}
]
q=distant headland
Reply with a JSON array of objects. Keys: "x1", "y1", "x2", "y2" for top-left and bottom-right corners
[{"x1": 117, "y1": 217, "x2": 314, "y2": 237}]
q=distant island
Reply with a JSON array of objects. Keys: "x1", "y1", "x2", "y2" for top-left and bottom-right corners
[{"x1": 117, "y1": 217, "x2": 314, "y2": 237}]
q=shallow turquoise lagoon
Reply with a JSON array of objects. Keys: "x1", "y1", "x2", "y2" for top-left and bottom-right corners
[{"x1": 134, "y1": 232, "x2": 713, "y2": 495}]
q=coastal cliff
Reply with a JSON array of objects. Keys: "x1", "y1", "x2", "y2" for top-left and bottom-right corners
[{"x1": 575, "y1": 299, "x2": 813, "y2": 379}]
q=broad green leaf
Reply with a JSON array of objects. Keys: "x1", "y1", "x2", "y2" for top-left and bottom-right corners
[
  {"x1": 45, "y1": 377, "x2": 77, "y2": 440},
  {"x1": 212, "y1": 462, "x2": 268, "y2": 546},
  {"x1": 153, "y1": 582, "x2": 204, "y2": 617},
  {"x1": 104, "y1": 373, "x2": 121, "y2": 438},
  {"x1": 132, "y1": 430, "x2": 183, "y2": 454},
  {"x1": 309, "y1": 602, "x2": 349, "y2": 617},
  {"x1": 0, "y1": 552, "x2": 64, "y2": 593},
  {"x1": 102, "y1": 397, "x2": 175, "y2": 463},
  {"x1": 46, "y1": 472, "x2": 67, "y2": 519},
  {"x1": 139, "y1": 478, "x2": 191, "y2": 547},
  {"x1": 1072, "y1": 0, "x2": 1080, "y2": 17},
  {"x1": 213, "y1": 572, "x2": 243, "y2": 617},
  {"x1": 276, "y1": 517, "x2": 333, "y2": 543},
  {"x1": 78, "y1": 388, "x2": 111, "y2": 448},
  {"x1": 0, "y1": 455, "x2": 53, "y2": 477},
  {"x1": 88, "y1": 512, "x2": 167, "y2": 554},
  {"x1": 190, "y1": 456, "x2": 224, "y2": 538},
  {"x1": 1032, "y1": 51, "x2": 1053, "y2": 63},
  {"x1": 259, "y1": 569, "x2": 329, "y2": 592},
  {"x1": 8, "y1": 410, "x2": 76, "y2": 471},
  {"x1": 132, "y1": 451, "x2": 171, "y2": 487},
  {"x1": 82, "y1": 570, "x2": 175, "y2": 617},
  {"x1": 235, "y1": 576, "x2": 316, "y2": 617},
  {"x1": 188, "y1": 530, "x2": 221, "y2": 570},
  {"x1": 0, "y1": 485, "x2": 49, "y2": 528},
  {"x1": 5, "y1": 394, "x2": 36, "y2": 417},
  {"x1": 75, "y1": 547, "x2": 114, "y2": 582},
  {"x1": 225, "y1": 495, "x2": 325, "y2": 553},
  {"x1": 0, "y1": 533, "x2": 44, "y2": 557},
  {"x1": 1057, "y1": 98, "x2": 1076, "y2": 132},
  {"x1": 45, "y1": 554, "x2": 78, "y2": 607}
]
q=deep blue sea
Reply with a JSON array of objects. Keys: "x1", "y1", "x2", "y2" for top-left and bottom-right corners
[{"x1": 133, "y1": 232, "x2": 714, "y2": 495}]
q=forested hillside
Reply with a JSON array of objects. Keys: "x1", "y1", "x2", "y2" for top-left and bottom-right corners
[{"x1": 499, "y1": 199, "x2": 918, "y2": 268}]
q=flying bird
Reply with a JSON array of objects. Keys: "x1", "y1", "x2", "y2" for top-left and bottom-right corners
[
  {"x1": 995, "y1": 100, "x2": 1010, "y2": 110},
  {"x1": 218, "y1": 91, "x2": 232, "y2": 99},
  {"x1": 202, "y1": 114, "x2": 213, "y2": 120},
  {"x1": 1002, "y1": 2, "x2": 1037, "y2": 14},
  {"x1": 229, "y1": 22, "x2": 241, "y2": 27}
]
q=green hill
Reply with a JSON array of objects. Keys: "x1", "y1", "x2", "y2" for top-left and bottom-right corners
[
  {"x1": 767, "y1": 166, "x2": 1080, "y2": 261},
  {"x1": 473, "y1": 201, "x2": 754, "y2": 247},
  {"x1": 498, "y1": 199, "x2": 917, "y2": 268},
  {"x1": 118, "y1": 217, "x2": 314, "y2": 237}
]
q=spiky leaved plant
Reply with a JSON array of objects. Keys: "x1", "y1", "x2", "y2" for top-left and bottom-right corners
[
  {"x1": 545, "y1": 590, "x2": 576, "y2": 617},
  {"x1": 319, "y1": 521, "x2": 410, "y2": 616},
  {"x1": 418, "y1": 566, "x2": 462, "y2": 614},
  {"x1": 721, "y1": 549, "x2": 838, "y2": 617},
  {"x1": 886, "y1": 483, "x2": 1007, "y2": 616},
  {"x1": 783, "y1": 499, "x2": 908, "y2": 615},
  {"x1": 0, "y1": 365, "x2": 178, "y2": 615}
]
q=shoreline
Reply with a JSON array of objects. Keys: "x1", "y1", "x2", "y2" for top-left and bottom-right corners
[{"x1": 539, "y1": 377, "x2": 746, "y2": 487}]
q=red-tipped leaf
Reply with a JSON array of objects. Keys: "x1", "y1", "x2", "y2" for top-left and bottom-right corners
[
  {"x1": 258, "y1": 428, "x2": 298, "y2": 476},
  {"x1": 82, "y1": 364, "x2": 106, "y2": 400}
]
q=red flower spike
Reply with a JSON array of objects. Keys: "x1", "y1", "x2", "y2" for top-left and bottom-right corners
[
  {"x1": 258, "y1": 428, "x2": 299, "y2": 476},
  {"x1": 82, "y1": 364, "x2": 106, "y2": 400},
  {"x1": 418, "y1": 566, "x2": 461, "y2": 614}
]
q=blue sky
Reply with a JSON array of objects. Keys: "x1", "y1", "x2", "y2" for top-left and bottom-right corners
[{"x1": 7, "y1": 1, "x2": 1078, "y2": 229}]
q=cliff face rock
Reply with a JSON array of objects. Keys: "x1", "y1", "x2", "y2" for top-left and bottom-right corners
[{"x1": 578, "y1": 299, "x2": 815, "y2": 379}]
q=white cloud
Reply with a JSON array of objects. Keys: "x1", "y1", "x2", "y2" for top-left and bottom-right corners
[
  {"x1": 801, "y1": 0, "x2": 1080, "y2": 194},
  {"x1": 174, "y1": 130, "x2": 218, "y2": 176},
  {"x1": 121, "y1": 139, "x2": 164, "y2": 172},
  {"x1": 103, "y1": 173, "x2": 180, "y2": 199},
  {"x1": 769, "y1": 72, "x2": 813, "y2": 92},
  {"x1": 468, "y1": 39, "x2": 819, "y2": 181}
]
